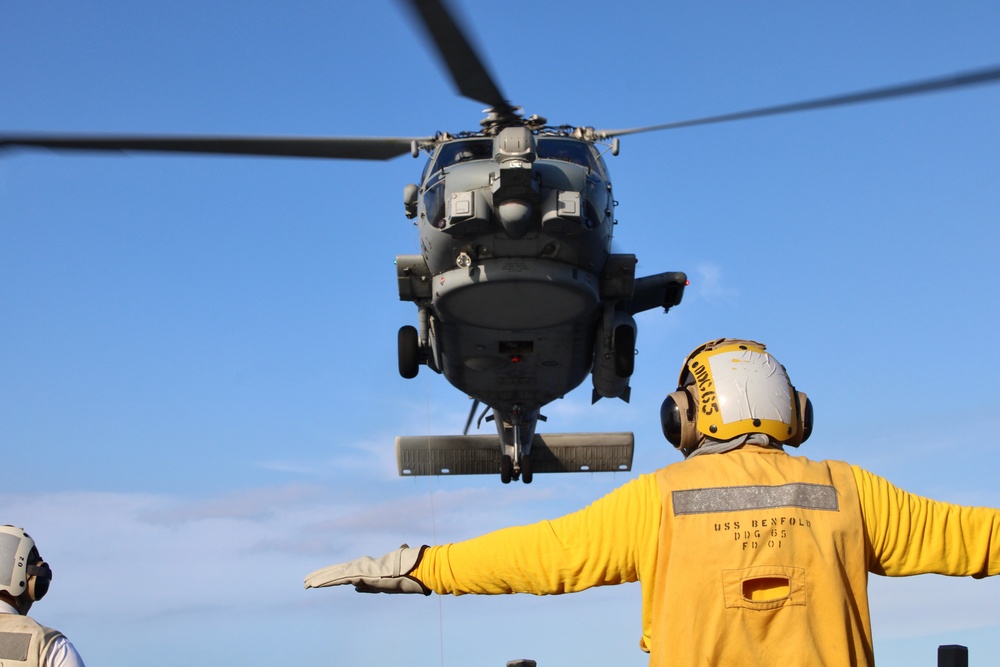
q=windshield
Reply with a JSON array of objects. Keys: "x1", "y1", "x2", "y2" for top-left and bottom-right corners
[
  {"x1": 422, "y1": 139, "x2": 493, "y2": 182},
  {"x1": 436, "y1": 139, "x2": 492, "y2": 169},
  {"x1": 537, "y1": 138, "x2": 599, "y2": 172}
]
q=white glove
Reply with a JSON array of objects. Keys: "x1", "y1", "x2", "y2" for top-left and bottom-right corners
[{"x1": 304, "y1": 544, "x2": 430, "y2": 595}]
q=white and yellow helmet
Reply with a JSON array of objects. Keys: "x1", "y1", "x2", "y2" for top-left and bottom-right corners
[
  {"x1": 0, "y1": 526, "x2": 51, "y2": 602},
  {"x1": 661, "y1": 338, "x2": 812, "y2": 454}
]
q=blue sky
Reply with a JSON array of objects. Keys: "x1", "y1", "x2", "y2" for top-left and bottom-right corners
[{"x1": 2, "y1": 1, "x2": 999, "y2": 665}]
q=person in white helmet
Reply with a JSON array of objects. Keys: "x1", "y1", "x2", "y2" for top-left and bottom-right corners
[
  {"x1": 0, "y1": 526, "x2": 85, "y2": 667},
  {"x1": 303, "y1": 338, "x2": 1000, "y2": 667}
]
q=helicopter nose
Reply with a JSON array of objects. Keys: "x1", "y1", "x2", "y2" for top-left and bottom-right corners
[{"x1": 497, "y1": 199, "x2": 533, "y2": 239}]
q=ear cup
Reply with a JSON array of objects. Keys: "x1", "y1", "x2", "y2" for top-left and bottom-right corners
[
  {"x1": 661, "y1": 388, "x2": 698, "y2": 451},
  {"x1": 660, "y1": 393, "x2": 683, "y2": 447},
  {"x1": 799, "y1": 394, "x2": 813, "y2": 444},
  {"x1": 785, "y1": 391, "x2": 813, "y2": 447},
  {"x1": 26, "y1": 561, "x2": 51, "y2": 601}
]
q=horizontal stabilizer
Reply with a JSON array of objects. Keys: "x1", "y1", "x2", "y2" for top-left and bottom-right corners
[
  {"x1": 628, "y1": 271, "x2": 687, "y2": 315},
  {"x1": 396, "y1": 432, "x2": 634, "y2": 477}
]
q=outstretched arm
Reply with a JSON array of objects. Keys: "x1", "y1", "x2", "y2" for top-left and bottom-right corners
[
  {"x1": 414, "y1": 473, "x2": 661, "y2": 596},
  {"x1": 853, "y1": 465, "x2": 1000, "y2": 577}
]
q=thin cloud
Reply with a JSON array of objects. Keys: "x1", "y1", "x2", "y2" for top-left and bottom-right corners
[
  {"x1": 2, "y1": 482, "x2": 567, "y2": 617},
  {"x1": 137, "y1": 482, "x2": 329, "y2": 525},
  {"x1": 691, "y1": 262, "x2": 739, "y2": 304}
]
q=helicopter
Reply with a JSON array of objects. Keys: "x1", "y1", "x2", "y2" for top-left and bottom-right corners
[{"x1": 2, "y1": 1, "x2": 999, "y2": 485}]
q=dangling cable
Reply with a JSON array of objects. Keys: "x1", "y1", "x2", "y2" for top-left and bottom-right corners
[{"x1": 425, "y1": 376, "x2": 445, "y2": 667}]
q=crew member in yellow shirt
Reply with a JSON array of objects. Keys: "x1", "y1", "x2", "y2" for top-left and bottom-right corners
[{"x1": 305, "y1": 338, "x2": 1000, "y2": 667}]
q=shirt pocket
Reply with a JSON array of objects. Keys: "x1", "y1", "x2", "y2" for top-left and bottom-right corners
[{"x1": 722, "y1": 565, "x2": 806, "y2": 611}]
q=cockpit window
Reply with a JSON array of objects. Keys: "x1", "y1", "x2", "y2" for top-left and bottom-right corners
[
  {"x1": 434, "y1": 139, "x2": 493, "y2": 170},
  {"x1": 422, "y1": 139, "x2": 492, "y2": 181},
  {"x1": 537, "y1": 138, "x2": 599, "y2": 172}
]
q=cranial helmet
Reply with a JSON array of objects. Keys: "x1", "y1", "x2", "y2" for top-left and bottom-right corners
[
  {"x1": 660, "y1": 338, "x2": 812, "y2": 454},
  {"x1": 0, "y1": 526, "x2": 52, "y2": 603}
]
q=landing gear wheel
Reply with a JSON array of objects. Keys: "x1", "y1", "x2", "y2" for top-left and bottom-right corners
[
  {"x1": 398, "y1": 325, "x2": 419, "y2": 379},
  {"x1": 520, "y1": 454, "x2": 533, "y2": 484},
  {"x1": 500, "y1": 455, "x2": 513, "y2": 484}
]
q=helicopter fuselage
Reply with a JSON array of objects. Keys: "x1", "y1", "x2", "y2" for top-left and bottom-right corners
[{"x1": 396, "y1": 127, "x2": 685, "y2": 482}]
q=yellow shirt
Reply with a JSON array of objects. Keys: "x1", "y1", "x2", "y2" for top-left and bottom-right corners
[{"x1": 413, "y1": 446, "x2": 1000, "y2": 666}]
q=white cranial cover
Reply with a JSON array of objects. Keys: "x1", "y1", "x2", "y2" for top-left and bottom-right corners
[
  {"x1": 0, "y1": 526, "x2": 36, "y2": 598},
  {"x1": 708, "y1": 346, "x2": 793, "y2": 427}
]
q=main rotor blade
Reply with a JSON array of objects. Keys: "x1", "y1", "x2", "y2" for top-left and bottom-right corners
[
  {"x1": 0, "y1": 135, "x2": 435, "y2": 161},
  {"x1": 402, "y1": 0, "x2": 512, "y2": 113},
  {"x1": 598, "y1": 64, "x2": 1000, "y2": 139}
]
